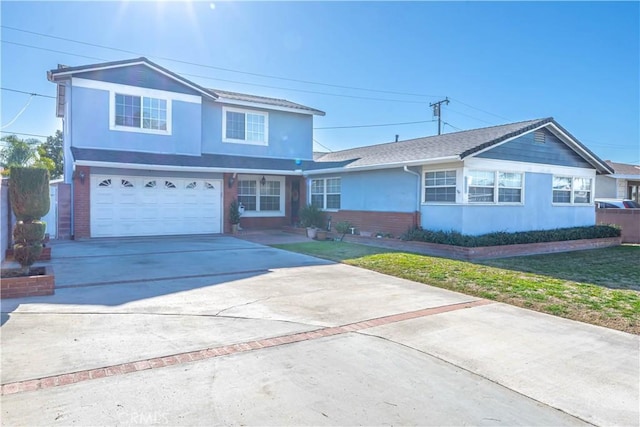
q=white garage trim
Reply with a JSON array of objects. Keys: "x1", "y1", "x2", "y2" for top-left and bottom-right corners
[{"x1": 91, "y1": 175, "x2": 222, "y2": 237}]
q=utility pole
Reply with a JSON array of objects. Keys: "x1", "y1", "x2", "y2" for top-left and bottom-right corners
[{"x1": 429, "y1": 97, "x2": 449, "y2": 135}]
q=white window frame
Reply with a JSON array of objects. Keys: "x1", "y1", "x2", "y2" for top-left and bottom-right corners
[
  {"x1": 222, "y1": 106, "x2": 269, "y2": 146},
  {"x1": 236, "y1": 175, "x2": 284, "y2": 217},
  {"x1": 424, "y1": 169, "x2": 457, "y2": 203},
  {"x1": 108, "y1": 89, "x2": 172, "y2": 136},
  {"x1": 310, "y1": 177, "x2": 341, "y2": 211},
  {"x1": 552, "y1": 176, "x2": 593, "y2": 205},
  {"x1": 114, "y1": 93, "x2": 169, "y2": 133},
  {"x1": 466, "y1": 170, "x2": 524, "y2": 205}
]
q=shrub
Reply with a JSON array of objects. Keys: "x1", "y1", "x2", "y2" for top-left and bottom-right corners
[
  {"x1": 299, "y1": 204, "x2": 325, "y2": 229},
  {"x1": 401, "y1": 225, "x2": 621, "y2": 247},
  {"x1": 9, "y1": 167, "x2": 50, "y2": 274},
  {"x1": 229, "y1": 199, "x2": 241, "y2": 225},
  {"x1": 334, "y1": 221, "x2": 352, "y2": 241}
]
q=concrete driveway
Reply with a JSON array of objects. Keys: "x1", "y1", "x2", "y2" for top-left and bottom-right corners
[{"x1": 1, "y1": 234, "x2": 638, "y2": 426}]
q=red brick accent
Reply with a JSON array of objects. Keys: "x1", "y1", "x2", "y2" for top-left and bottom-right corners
[
  {"x1": 0, "y1": 298, "x2": 491, "y2": 395},
  {"x1": 596, "y1": 209, "x2": 640, "y2": 243},
  {"x1": 327, "y1": 210, "x2": 419, "y2": 238},
  {"x1": 73, "y1": 166, "x2": 91, "y2": 239},
  {"x1": 223, "y1": 174, "x2": 298, "y2": 233},
  {"x1": 0, "y1": 266, "x2": 55, "y2": 299}
]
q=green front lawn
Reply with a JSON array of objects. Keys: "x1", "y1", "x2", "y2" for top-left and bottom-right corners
[{"x1": 272, "y1": 242, "x2": 640, "y2": 334}]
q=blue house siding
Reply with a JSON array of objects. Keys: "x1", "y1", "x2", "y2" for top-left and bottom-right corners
[
  {"x1": 421, "y1": 172, "x2": 595, "y2": 235},
  {"x1": 322, "y1": 168, "x2": 418, "y2": 213},
  {"x1": 477, "y1": 128, "x2": 592, "y2": 168},
  {"x1": 71, "y1": 86, "x2": 202, "y2": 155},
  {"x1": 201, "y1": 101, "x2": 313, "y2": 160},
  {"x1": 74, "y1": 65, "x2": 203, "y2": 96}
]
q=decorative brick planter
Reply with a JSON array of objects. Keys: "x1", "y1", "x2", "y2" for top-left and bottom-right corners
[
  {"x1": 5, "y1": 246, "x2": 51, "y2": 261},
  {"x1": 1, "y1": 266, "x2": 55, "y2": 299},
  {"x1": 282, "y1": 227, "x2": 622, "y2": 260}
]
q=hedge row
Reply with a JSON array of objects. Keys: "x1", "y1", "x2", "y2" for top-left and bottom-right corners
[{"x1": 400, "y1": 225, "x2": 621, "y2": 247}]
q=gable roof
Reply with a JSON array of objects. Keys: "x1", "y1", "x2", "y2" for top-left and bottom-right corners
[
  {"x1": 604, "y1": 160, "x2": 640, "y2": 178},
  {"x1": 48, "y1": 57, "x2": 325, "y2": 115},
  {"x1": 47, "y1": 57, "x2": 217, "y2": 100},
  {"x1": 312, "y1": 118, "x2": 613, "y2": 174},
  {"x1": 210, "y1": 89, "x2": 325, "y2": 116}
]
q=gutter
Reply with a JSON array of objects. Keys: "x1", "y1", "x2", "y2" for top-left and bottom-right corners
[
  {"x1": 403, "y1": 166, "x2": 422, "y2": 212},
  {"x1": 303, "y1": 156, "x2": 460, "y2": 176},
  {"x1": 74, "y1": 160, "x2": 305, "y2": 176}
]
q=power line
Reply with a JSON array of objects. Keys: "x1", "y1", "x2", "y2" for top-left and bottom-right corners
[
  {"x1": 2, "y1": 25, "x2": 444, "y2": 99},
  {"x1": 0, "y1": 130, "x2": 47, "y2": 140},
  {"x1": 314, "y1": 120, "x2": 436, "y2": 130},
  {"x1": 313, "y1": 138, "x2": 333, "y2": 152},
  {"x1": 442, "y1": 121, "x2": 463, "y2": 131},
  {"x1": 3, "y1": 40, "x2": 429, "y2": 105},
  {"x1": 2, "y1": 95, "x2": 34, "y2": 129},
  {"x1": 448, "y1": 97, "x2": 513, "y2": 122},
  {"x1": 445, "y1": 107, "x2": 497, "y2": 126},
  {"x1": 1, "y1": 87, "x2": 56, "y2": 99}
]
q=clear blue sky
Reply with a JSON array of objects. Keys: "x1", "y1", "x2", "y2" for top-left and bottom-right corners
[{"x1": 1, "y1": 1, "x2": 638, "y2": 164}]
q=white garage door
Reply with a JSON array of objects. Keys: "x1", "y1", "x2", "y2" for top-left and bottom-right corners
[{"x1": 91, "y1": 175, "x2": 222, "y2": 237}]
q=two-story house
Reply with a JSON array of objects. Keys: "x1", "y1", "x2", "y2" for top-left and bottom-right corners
[
  {"x1": 48, "y1": 57, "x2": 325, "y2": 238},
  {"x1": 48, "y1": 57, "x2": 613, "y2": 239}
]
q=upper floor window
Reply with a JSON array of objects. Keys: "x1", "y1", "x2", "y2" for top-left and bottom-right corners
[
  {"x1": 425, "y1": 170, "x2": 456, "y2": 202},
  {"x1": 468, "y1": 170, "x2": 523, "y2": 204},
  {"x1": 114, "y1": 93, "x2": 169, "y2": 134},
  {"x1": 552, "y1": 176, "x2": 592, "y2": 204},
  {"x1": 223, "y1": 107, "x2": 268, "y2": 145},
  {"x1": 311, "y1": 178, "x2": 341, "y2": 210}
]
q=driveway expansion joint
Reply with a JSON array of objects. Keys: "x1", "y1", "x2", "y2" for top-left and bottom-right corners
[{"x1": 1, "y1": 299, "x2": 492, "y2": 396}]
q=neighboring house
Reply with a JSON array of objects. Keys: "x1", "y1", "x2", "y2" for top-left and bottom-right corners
[
  {"x1": 595, "y1": 161, "x2": 640, "y2": 203},
  {"x1": 47, "y1": 57, "x2": 613, "y2": 239},
  {"x1": 310, "y1": 118, "x2": 613, "y2": 236}
]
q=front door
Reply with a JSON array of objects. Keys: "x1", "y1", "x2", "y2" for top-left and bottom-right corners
[{"x1": 291, "y1": 179, "x2": 300, "y2": 225}]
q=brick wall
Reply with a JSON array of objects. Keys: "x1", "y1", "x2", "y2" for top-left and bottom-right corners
[
  {"x1": 596, "y1": 209, "x2": 640, "y2": 243},
  {"x1": 73, "y1": 166, "x2": 91, "y2": 239},
  {"x1": 223, "y1": 174, "x2": 301, "y2": 233},
  {"x1": 327, "y1": 210, "x2": 420, "y2": 238}
]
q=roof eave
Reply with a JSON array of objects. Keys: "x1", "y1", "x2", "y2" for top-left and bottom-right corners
[
  {"x1": 74, "y1": 159, "x2": 305, "y2": 176},
  {"x1": 304, "y1": 156, "x2": 461, "y2": 175}
]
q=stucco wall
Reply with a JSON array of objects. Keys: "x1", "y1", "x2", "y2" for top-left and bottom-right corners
[
  {"x1": 422, "y1": 172, "x2": 596, "y2": 235},
  {"x1": 595, "y1": 175, "x2": 617, "y2": 198},
  {"x1": 71, "y1": 86, "x2": 202, "y2": 156},
  {"x1": 202, "y1": 101, "x2": 313, "y2": 160}
]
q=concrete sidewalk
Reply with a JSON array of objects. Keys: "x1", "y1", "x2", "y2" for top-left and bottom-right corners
[{"x1": 1, "y1": 234, "x2": 638, "y2": 426}]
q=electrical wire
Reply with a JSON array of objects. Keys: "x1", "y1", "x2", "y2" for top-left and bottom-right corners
[
  {"x1": 448, "y1": 97, "x2": 513, "y2": 122},
  {"x1": 313, "y1": 138, "x2": 334, "y2": 152},
  {"x1": 1, "y1": 87, "x2": 56, "y2": 99},
  {"x1": 1, "y1": 95, "x2": 34, "y2": 129},
  {"x1": 314, "y1": 119, "x2": 436, "y2": 130},
  {"x1": 1, "y1": 25, "x2": 444, "y2": 98},
  {"x1": 0, "y1": 130, "x2": 49, "y2": 139},
  {"x1": 442, "y1": 121, "x2": 463, "y2": 131}
]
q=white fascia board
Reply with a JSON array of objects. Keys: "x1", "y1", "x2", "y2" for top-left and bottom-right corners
[
  {"x1": 53, "y1": 61, "x2": 215, "y2": 100},
  {"x1": 217, "y1": 98, "x2": 320, "y2": 116},
  {"x1": 303, "y1": 156, "x2": 460, "y2": 176},
  {"x1": 464, "y1": 157, "x2": 596, "y2": 177},
  {"x1": 73, "y1": 78, "x2": 201, "y2": 104},
  {"x1": 545, "y1": 123, "x2": 612, "y2": 172},
  {"x1": 74, "y1": 160, "x2": 303, "y2": 176},
  {"x1": 609, "y1": 174, "x2": 640, "y2": 180}
]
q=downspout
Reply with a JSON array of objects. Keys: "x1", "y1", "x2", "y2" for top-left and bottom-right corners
[{"x1": 403, "y1": 166, "x2": 421, "y2": 227}]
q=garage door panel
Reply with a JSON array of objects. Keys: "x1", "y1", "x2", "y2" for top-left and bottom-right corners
[{"x1": 91, "y1": 175, "x2": 222, "y2": 237}]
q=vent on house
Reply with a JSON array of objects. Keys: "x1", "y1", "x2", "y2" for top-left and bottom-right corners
[{"x1": 534, "y1": 130, "x2": 546, "y2": 143}]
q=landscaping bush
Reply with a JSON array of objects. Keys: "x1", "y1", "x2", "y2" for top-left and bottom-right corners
[
  {"x1": 299, "y1": 204, "x2": 325, "y2": 229},
  {"x1": 334, "y1": 221, "x2": 353, "y2": 241},
  {"x1": 9, "y1": 167, "x2": 50, "y2": 274},
  {"x1": 401, "y1": 225, "x2": 621, "y2": 247}
]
